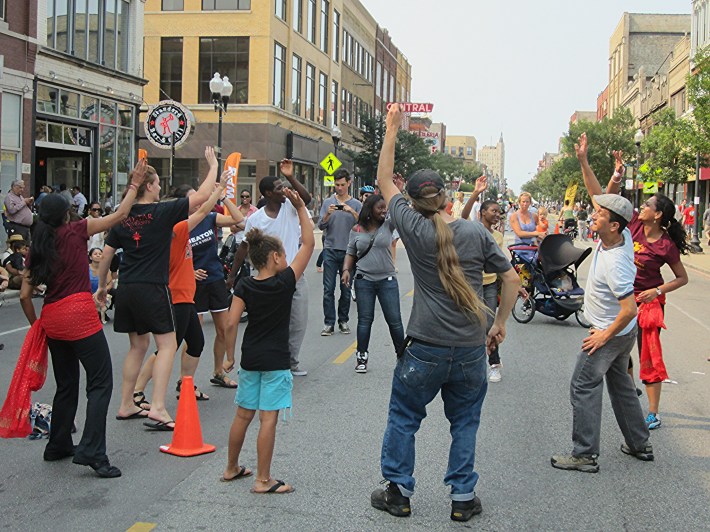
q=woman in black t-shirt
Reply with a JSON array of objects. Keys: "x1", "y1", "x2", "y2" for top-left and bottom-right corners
[
  {"x1": 96, "y1": 147, "x2": 220, "y2": 431},
  {"x1": 221, "y1": 189, "x2": 314, "y2": 494}
]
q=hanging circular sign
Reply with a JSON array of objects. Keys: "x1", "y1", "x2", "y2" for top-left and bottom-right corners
[{"x1": 144, "y1": 100, "x2": 194, "y2": 150}]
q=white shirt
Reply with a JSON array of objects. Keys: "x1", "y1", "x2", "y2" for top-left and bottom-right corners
[
  {"x1": 244, "y1": 201, "x2": 301, "y2": 264},
  {"x1": 583, "y1": 228, "x2": 637, "y2": 336},
  {"x1": 73, "y1": 192, "x2": 87, "y2": 215}
]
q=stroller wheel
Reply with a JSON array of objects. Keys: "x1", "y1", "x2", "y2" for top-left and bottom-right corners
[
  {"x1": 512, "y1": 294, "x2": 535, "y2": 324},
  {"x1": 575, "y1": 308, "x2": 592, "y2": 328}
]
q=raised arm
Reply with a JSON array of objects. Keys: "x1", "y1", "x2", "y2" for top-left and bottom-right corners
[
  {"x1": 189, "y1": 146, "x2": 219, "y2": 209},
  {"x1": 285, "y1": 189, "x2": 315, "y2": 279},
  {"x1": 188, "y1": 170, "x2": 231, "y2": 231},
  {"x1": 94, "y1": 245, "x2": 116, "y2": 306},
  {"x1": 217, "y1": 193, "x2": 245, "y2": 228},
  {"x1": 86, "y1": 160, "x2": 146, "y2": 236},
  {"x1": 606, "y1": 150, "x2": 625, "y2": 195},
  {"x1": 377, "y1": 104, "x2": 402, "y2": 206},
  {"x1": 280, "y1": 159, "x2": 312, "y2": 204},
  {"x1": 461, "y1": 175, "x2": 487, "y2": 220},
  {"x1": 575, "y1": 133, "x2": 604, "y2": 200}
]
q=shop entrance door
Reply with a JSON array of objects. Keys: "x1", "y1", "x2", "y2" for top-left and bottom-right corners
[{"x1": 35, "y1": 147, "x2": 91, "y2": 197}]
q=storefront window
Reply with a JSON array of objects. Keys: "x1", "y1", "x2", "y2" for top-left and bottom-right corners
[{"x1": 60, "y1": 89, "x2": 80, "y2": 118}]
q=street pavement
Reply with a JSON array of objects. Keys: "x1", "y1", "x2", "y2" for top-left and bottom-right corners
[{"x1": 0, "y1": 240, "x2": 709, "y2": 531}]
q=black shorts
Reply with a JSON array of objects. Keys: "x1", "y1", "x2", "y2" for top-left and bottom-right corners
[
  {"x1": 194, "y1": 280, "x2": 231, "y2": 314},
  {"x1": 114, "y1": 283, "x2": 175, "y2": 335},
  {"x1": 173, "y1": 303, "x2": 205, "y2": 358}
]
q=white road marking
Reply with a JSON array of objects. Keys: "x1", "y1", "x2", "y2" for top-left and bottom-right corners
[{"x1": 0, "y1": 325, "x2": 30, "y2": 337}]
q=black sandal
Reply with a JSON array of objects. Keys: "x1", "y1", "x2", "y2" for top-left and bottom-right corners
[
  {"x1": 176, "y1": 380, "x2": 209, "y2": 401},
  {"x1": 133, "y1": 391, "x2": 150, "y2": 410}
]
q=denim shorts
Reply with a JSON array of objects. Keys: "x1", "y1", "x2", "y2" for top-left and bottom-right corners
[{"x1": 235, "y1": 369, "x2": 293, "y2": 411}]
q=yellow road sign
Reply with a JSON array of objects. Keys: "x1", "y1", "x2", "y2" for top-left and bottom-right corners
[
  {"x1": 320, "y1": 152, "x2": 342, "y2": 175},
  {"x1": 323, "y1": 175, "x2": 334, "y2": 186},
  {"x1": 643, "y1": 181, "x2": 659, "y2": 194}
]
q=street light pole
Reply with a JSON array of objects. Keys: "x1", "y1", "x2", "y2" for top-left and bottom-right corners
[
  {"x1": 210, "y1": 72, "x2": 233, "y2": 172},
  {"x1": 634, "y1": 128, "x2": 644, "y2": 209}
]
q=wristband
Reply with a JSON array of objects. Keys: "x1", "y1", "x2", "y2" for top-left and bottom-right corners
[{"x1": 611, "y1": 172, "x2": 622, "y2": 183}]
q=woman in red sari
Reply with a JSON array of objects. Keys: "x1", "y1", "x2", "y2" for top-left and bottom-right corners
[{"x1": 9, "y1": 162, "x2": 146, "y2": 477}]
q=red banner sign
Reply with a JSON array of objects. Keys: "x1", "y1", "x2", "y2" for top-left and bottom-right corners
[{"x1": 386, "y1": 102, "x2": 434, "y2": 113}]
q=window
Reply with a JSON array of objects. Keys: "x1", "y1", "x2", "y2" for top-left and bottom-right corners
[
  {"x1": 162, "y1": 0, "x2": 183, "y2": 9},
  {"x1": 291, "y1": 55, "x2": 302, "y2": 115},
  {"x1": 342, "y1": 30, "x2": 349, "y2": 63},
  {"x1": 332, "y1": 10, "x2": 340, "y2": 63},
  {"x1": 346, "y1": 90, "x2": 352, "y2": 124},
  {"x1": 273, "y1": 42, "x2": 286, "y2": 109},
  {"x1": 292, "y1": 0, "x2": 302, "y2": 32},
  {"x1": 305, "y1": 63, "x2": 315, "y2": 121},
  {"x1": 466, "y1": 147, "x2": 473, "y2": 156},
  {"x1": 1, "y1": 93, "x2": 22, "y2": 190},
  {"x1": 331, "y1": 80, "x2": 338, "y2": 127},
  {"x1": 375, "y1": 62, "x2": 382, "y2": 98},
  {"x1": 199, "y1": 37, "x2": 250, "y2": 104},
  {"x1": 160, "y1": 37, "x2": 183, "y2": 101},
  {"x1": 0, "y1": 0, "x2": 5, "y2": 20},
  {"x1": 46, "y1": 0, "x2": 129, "y2": 72},
  {"x1": 275, "y1": 0, "x2": 286, "y2": 20},
  {"x1": 318, "y1": 72, "x2": 327, "y2": 125},
  {"x1": 202, "y1": 0, "x2": 251, "y2": 9},
  {"x1": 307, "y1": 0, "x2": 316, "y2": 44},
  {"x1": 320, "y1": 0, "x2": 329, "y2": 54},
  {"x1": 341, "y1": 88, "x2": 346, "y2": 127}
]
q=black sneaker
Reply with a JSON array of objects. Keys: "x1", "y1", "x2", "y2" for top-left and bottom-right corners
[
  {"x1": 321, "y1": 325, "x2": 334, "y2": 336},
  {"x1": 451, "y1": 496, "x2": 483, "y2": 522},
  {"x1": 355, "y1": 352, "x2": 368, "y2": 373},
  {"x1": 370, "y1": 481, "x2": 411, "y2": 517},
  {"x1": 338, "y1": 321, "x2": 351, "y2": 334},
  {"x1": 620, "y1": 443, "x2": 654, "y2": 461}
]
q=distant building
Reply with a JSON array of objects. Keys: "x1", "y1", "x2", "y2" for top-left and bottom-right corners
[
  {"x1": 608, "y1": 12, "x2": 690, "y2": 118},
  {"x1": 478, "y1": 134, "x2": 505, "y2": 187},
  {"x1": 569, "y1": 111, "x2": 597, "y2": 124},
  {"x1": 446, "y1": 135, "x2": 477, "y2": 165},
  {"x1": 537, "y1": 152, "x2": 562, "y2": 174},
  {"x1": 597, "y1": 86, "x2": 610, "y2": 121}
]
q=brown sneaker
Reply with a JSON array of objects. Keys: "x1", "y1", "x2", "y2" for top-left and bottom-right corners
[{"x1": 551, "y1": 454, "x2": 599, "y2": 473}]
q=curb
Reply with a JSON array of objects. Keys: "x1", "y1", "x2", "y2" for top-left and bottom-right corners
[{"x1": 684, "y1": 259, "x2": 710, "y2": 276}]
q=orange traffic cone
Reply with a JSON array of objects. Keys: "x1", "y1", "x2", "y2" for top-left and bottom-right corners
[
  {"x1": 160, "y1": 376, "x2": 216, "y2": 457},
  {"x1": 554, "y1": 223, "x2": 560, "y2": 234}
]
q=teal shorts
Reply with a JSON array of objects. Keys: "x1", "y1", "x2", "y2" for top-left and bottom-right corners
[{"x1": 235, "y1": 369, "x2": 293, "y2": 411}]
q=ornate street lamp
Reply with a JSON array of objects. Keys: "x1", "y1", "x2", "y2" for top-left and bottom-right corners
[{"x1": 210, "y1": 72, "x2": 233, "y2": 170}]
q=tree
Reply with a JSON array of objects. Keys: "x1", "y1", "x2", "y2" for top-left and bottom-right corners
[
  {"x1": 639, "y1": 108, "x2": 697, "y2": 184},
  {"x1": 345, "y1": 112, "x2": 432, "y2": 181},
  {"x1": 522, "y1": 107, "x2": 636, "y2": 203}
]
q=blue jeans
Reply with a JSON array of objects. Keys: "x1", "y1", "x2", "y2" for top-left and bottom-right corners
[
  {"x1": 322, "y1": 248, "x2": 351, "y2": 326},
  {"x1": 381, "y1": 341, "x2": 488, "y2": 501},
  {"x1": 355, "y1": 276, "x2": 405, "y2": 355}
]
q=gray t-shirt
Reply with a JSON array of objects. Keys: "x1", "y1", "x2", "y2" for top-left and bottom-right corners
[
  {"x1": 390, "y1": 194, "x2": 512, "y2": 346},
  {"x1": 346, "y1": 219, "x2": 396, "y2": 282},
  {"x1": 318, "y1": 196, "x2": 362, "y2": 250}
]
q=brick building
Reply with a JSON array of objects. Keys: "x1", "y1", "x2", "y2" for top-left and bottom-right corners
[{"x1": 0, "y1": 1, "x2": 38, "y2": 196}]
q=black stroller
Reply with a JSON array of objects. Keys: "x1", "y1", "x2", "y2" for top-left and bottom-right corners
[{"x1": 509, "y1": 234, "x2": 592, "y2": 328}]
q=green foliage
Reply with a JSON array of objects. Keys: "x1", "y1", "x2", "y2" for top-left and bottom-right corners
[
  {"x1": 345, "y1": 112, "x2": 482, "y2": 185},
  {"x1": 523, "y1": 107, "x2": 636, "y2": 202},
  {"x1": 345, "y1": 112, "x2": 433, "y2": 180},
  {"x1": 640, "y1": 108, "x2": 697, "y2": 183}
]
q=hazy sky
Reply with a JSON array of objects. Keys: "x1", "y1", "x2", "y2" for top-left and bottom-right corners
[{"x1": 361, "y1": 0, "x2": 693, "y2": 192}]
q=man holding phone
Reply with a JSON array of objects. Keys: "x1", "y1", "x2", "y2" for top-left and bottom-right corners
[{"x1": 318, "y1": 169, "x2": 362, "y2": 335}]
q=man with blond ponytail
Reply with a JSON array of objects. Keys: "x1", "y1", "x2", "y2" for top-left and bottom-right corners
[{"x1": 369, "y1": 104, "x2": 520, "y2": 522}]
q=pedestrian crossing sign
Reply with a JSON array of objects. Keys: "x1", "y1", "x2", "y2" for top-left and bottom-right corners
[
  {"x1": 643, "y1": 181, "x2": 659, "y2": 194},
  {"x1": 320, "y1": 152, "x2": 342, "y2": 175},
  {"x1": 323, "y1": 175, "x2": 335, "y2": 186}
]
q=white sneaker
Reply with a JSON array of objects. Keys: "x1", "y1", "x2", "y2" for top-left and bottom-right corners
[
  {"x1": 355, "y1": 352, "x2": 368, "y2": 373},
  {"x1": 291, "y1": 367, "x2": 308, "y2": 376},
  {"x1": 488, "y1": 365, "x2": 502, "y2": 382}
]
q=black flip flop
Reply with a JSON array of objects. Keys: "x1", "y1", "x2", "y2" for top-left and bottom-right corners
[
  {"x1": 219, "y1": 466, "x2": 253, "y2": 482},
  {"x1": 250, "y1": 479, "x2": 295, "y2": 494},
  {"x1": 210, "y1": 373, "x2": 238, "y2": 388},
  {"x1": 115, "y1": 410, "x2": 149, "y2": 420},
  {"x1": 143, "y1": 420, "x2": 175, "y2": 432}
]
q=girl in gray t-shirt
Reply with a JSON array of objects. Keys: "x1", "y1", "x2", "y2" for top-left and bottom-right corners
[{"x1": 341, "y1": 195, "x2": 405, "y2": 373}]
